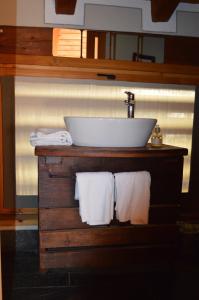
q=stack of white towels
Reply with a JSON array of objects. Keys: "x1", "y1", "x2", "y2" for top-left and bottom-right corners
[
  {"x1": 75, "y1": 171, "x2": 151, "y2": 225},
  {"x1": 30, "y1": 128, "x2": 73, "y2": 146}
]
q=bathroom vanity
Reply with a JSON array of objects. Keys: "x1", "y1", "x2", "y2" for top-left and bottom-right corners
[{"x1": 35, "y1": 144, "x2": 187, "y2": 270}]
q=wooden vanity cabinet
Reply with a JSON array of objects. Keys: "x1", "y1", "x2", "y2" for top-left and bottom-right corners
[{"x1": 35, "y1": 144, "x2": 187, "y2": 270}]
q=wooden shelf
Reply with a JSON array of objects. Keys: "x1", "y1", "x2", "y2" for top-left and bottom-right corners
[
  {"x1": 1, "y1": 53, "x2": 199, "y2": 85},
  {"x1": 0, "y1": 209, "x2": 38, "y2": 230}
]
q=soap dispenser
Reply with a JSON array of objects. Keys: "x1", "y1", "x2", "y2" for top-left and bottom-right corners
[{"x1": 151, "y1": 124, "x2": 163, "y2": 147}]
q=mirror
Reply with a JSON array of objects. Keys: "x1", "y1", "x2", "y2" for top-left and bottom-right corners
[{"x1": 53, "y1": 28, "x2": 165, "y2": 63}]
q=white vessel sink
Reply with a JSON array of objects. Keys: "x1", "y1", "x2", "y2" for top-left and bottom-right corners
[{"x1": 64, "y1": 117, "x2": 157, "y2": 147}]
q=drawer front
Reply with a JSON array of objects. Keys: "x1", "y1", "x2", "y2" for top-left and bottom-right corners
[
  {"x1": 39, "y1": 225, "x2": 178, "y2": 249},
  {"x1": 40, "y1": 244, "x2": 176, "y2": 270},
  {"x1": 38, "y1": 156, "x2": 184, "y2": 208}
]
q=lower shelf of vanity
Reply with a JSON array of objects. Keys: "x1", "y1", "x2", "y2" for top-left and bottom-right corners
[
  {"x1": 39, "y1": 223, "x2": 178, "y2": 270},
  {"x1": 39, "y1": 204, "x2": 179, "y2": 231}
]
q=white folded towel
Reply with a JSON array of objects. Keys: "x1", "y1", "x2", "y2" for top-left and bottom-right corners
[
  {"x1": 114, "y1": 171, "x2": 151, "y2": 224},
  {"x1": 75, "y1": 172, "x2": 114, "y2": 225},
  {"x1": 30, "y1": 128, "x2": 73, "y2": 146}
]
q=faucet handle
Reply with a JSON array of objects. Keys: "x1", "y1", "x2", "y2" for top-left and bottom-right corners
[
  {"x1": 124, "y1": 91, "x2": 135, "y2": 102},
  {"x1": 124, "y1": 91, "x2": 135, "y2": 118}
]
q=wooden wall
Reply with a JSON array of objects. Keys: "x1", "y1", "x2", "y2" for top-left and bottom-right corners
[
  {"x1": 0, "y1": 26, "x2": 52, "y2": 56},
  {"x1": 164, "y1": 36, "x2": 199, "y2": 66}
]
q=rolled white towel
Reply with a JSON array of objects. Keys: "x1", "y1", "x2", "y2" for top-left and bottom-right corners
[
  {"x1": 75, "y1": 172, "x2": 114, "y2": 225},
  {"x1": 114, "y1": 171, "x2": 151, "y2": 224},
  {"x1": 30, "y1": 128, "x2": 73, "y2": 146}
]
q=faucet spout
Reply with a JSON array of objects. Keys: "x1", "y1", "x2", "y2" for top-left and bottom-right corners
[{"x1": 124, "y1": 91, "x2": 135, "y2": 118}]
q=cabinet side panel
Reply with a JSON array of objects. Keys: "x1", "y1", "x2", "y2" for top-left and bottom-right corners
[
  {"x1": 1, "y1": 77, "x2": 16, "y2": 209},
  {"x1": 0, "y1": 81, "x2": 4, "y2": 210}
]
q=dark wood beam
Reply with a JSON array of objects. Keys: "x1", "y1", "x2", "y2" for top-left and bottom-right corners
[
  {"x1": 151, "y1": 0, "x2": 199, "y2": 22},
  {"x1": 55, "y1": 0, "x2": 77, "y2": 15},
  {"x1": 182, "y1": 0, "x2": 199, "y2": 3},
  {"x1": 151, "y1": 0, "x2": 180, "y2": 22}
]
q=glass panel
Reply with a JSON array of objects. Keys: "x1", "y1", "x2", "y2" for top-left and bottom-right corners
[
  {"x1": 53, "y1": 28, "x2": 165, "y2": 62},
  {"x1": 15, "y1": 77, "x2": 194, "y2": 196}
]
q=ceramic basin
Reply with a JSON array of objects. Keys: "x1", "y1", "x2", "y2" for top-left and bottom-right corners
[{"x1": 64, "y1": 117, "x2": 157, "y2": 147}]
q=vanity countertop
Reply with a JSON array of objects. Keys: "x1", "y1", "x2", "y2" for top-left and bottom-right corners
[{"x1": 35, "y1": 144, "x2": 188, "y2": 158}]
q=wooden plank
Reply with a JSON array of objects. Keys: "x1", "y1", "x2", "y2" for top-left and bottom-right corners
[
  {"x1": 40, "y1": 244, "x2": 176, "y2": 269},
  {"x1": 40, "y1": 225, "x2": 178, "y2": 249},
  {"x1": 39, "y1": 205, "x2": 179, "y2": 230}
]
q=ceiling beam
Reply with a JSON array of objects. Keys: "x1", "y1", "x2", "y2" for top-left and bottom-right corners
[
  {"x1": 151, "y1": 0, "x2": 199, "y2": 22},
  {"x1": 55, "y1": 0, "x2": 77, "y2": 15},
  {"x1": 182, "y1": 0, "x2": 199, "y2": 3},
  {"x1": 54, "y1": 0, "x2": 199, "y2": 18},
  {"x1": 151, "y1": 0, "x2": 180, "y2": 22}
]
